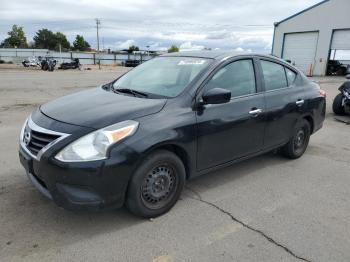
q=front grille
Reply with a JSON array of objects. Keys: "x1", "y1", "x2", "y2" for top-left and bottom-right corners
[
  {"x1": 22, "y1": 119, "x2": 63, "y2": 157},
  {"x1": 27, "y1": 129, "x2": 60, "y2": 156}
]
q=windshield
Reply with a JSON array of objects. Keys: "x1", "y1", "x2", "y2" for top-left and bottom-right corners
[{"x1": 113, "y1": 57, "x2": 211, "y2": 98}]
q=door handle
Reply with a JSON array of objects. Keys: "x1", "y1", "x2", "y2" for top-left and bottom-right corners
[
  {"x1": 249, "y1": 108, "x2": 263, "y2": 116},
  {"x1": 296, "y1": 99, "x2": 305, "y2": 106}
]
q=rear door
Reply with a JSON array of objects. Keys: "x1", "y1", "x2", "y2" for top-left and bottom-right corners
[
  {"x1": 258, "y1": 58, "x2": 304, "y2": 149},
  {"x1": 196, "y1": 57, "x2": 265, "y2": 171}
]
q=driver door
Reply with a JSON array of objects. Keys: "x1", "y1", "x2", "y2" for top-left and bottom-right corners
[{"x1": 196, "y1": 58, "x2": 265, "y2": 171}]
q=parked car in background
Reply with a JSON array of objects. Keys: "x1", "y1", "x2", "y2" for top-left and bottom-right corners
[
  {"x1": 327, "y1": 60, "x2": 348, "y2": 75},
  {"x1": 19, "y1": 51, "x2": 326, "y2": 218},
  {"x1": 22, "y1": 56, "x2": 41, "y2": 68}
]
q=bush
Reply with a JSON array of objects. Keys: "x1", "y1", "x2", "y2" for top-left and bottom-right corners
[{"x1": 0, "y1": 60, "x2": 5, "y2": 64}]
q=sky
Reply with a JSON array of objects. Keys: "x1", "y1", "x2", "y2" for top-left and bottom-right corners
[{"x1": 0, "y1": 0, "x2": 322, "y2": 53}]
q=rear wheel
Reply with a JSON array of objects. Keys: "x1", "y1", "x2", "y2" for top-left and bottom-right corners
[
  {"x1": 281, "y1": 119, "x2": 310, "y2": 159},
  {"x1": 126, "y1": 150, "x2": 185, "y2": 218},
  {"x1": 333, "y1": 93, "x2": 345, "y2": 115}
]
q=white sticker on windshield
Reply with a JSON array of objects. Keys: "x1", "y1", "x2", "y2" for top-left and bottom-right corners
[{"x1": 178, "y1": 60, "x2": 206, "y2": 65}]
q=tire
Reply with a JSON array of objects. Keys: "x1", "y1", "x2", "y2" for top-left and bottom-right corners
[
  {"x1": 333, "y1": 93, "x2": 345, "y2": 115},
  {"x1": 126, "y1": 150, "x2": 186, "y2": 218},
  {"x1": 281, "y1": 119, "x2": 311, "y2": 159}
]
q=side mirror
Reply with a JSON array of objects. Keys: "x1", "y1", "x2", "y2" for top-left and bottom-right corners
[{"x1": 202, "y1": 88, "x2": 231, "y2": 105}]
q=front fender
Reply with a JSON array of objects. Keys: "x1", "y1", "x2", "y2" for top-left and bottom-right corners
[{"x1": 121, "y1": 108, "x2": 197, "y2": 178}]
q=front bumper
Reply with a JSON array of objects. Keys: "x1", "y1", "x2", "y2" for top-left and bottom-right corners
[{"x1": 19, "y1": 142, "x2": 137, "y2": 211}]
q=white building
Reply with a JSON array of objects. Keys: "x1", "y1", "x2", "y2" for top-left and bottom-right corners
[{"x1": 272, "y1": 0, "x2": 350, "y2": 76}]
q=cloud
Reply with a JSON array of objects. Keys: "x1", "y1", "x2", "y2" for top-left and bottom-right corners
[
  {"x1": 147, "y1": 42, "x2": 168, "y2": 51},
  {"x1": 0, "y1": 0, "x2": 322, "y2": 52},
  {"x1": 179, "y1": 42, "x2": 205, "y2": 51},
  {"x1": 205, "y1": 30, "x2": 230, "y2": 40},
  {"x1": 115, "y1": 39, "x2": 136, "y2": 49},
  {"x1": 234, "y1": 47, "x2": 252, "y2": 53},
  {"x1": 234, "y1": 47, "x2": 244, "y2": 52}
]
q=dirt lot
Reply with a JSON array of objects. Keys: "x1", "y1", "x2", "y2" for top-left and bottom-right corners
[{"x1": 0, "y1": 66, "x2": 350, "y2": 262}]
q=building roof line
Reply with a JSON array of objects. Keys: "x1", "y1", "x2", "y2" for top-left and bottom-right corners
[{"x1": 275, "y1": 0, "x2": 330, "y2": 26}]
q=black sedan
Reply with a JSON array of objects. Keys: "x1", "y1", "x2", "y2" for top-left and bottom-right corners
[{"x1": 19, "y1": 51, "x2": 326, "y2": 217}]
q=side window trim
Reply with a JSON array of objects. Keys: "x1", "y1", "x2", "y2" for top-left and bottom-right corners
[
  {"x1": 253, "y1": 56, "x2": 264, "y2": 93},
  {"x1": 284, "y1": 67, "x2": 297, "y2": 86},
  {"x1": 283, "y1": 67, "x2": 290, "y2": 87}
]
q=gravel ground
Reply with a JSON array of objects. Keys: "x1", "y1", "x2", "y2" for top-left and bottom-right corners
[{"x1": 0, "y1": 66, "x2": 349, "y2": 262}]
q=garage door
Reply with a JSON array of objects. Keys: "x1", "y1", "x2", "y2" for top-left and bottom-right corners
[
  {"x1": 282, "y1": 32, "x2": 319, "y2": 75},
  {"x1": 331, "y1": 29, "x2": 350, "y2": 50}
]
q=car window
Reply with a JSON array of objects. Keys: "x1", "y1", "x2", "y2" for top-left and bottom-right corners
[
  {"x1": 261, "y1": 60, "x2": 288, "y2": 91},
  {"x1": 113, "y1": 57, "x2": 211, "y2": 98},
  {"x1": 205, "y1": 59, "x2": 256, "y2": 97},
  {"x1": 131, "y1": 67, "x2": 179, "y2": 87},
  {"x1": 285, "y1": 68, "x2": 297, "y2": 86}
]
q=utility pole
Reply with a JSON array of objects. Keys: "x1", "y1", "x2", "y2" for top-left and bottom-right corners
[
  {"x1": 59, "y1": 43, "x2": 62, "y2": 64},
  {"x1": 95, "y1": 18, "x2": 101, "y2": 69}
]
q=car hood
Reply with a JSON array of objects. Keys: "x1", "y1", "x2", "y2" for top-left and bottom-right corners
[{"x1": 40, "y1": 87, "x2": 166, "y2": 129}]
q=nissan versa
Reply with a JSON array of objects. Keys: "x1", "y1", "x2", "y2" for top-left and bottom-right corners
[{"x1": 19, "y1": 52, "x2": 326, "y2": 218}]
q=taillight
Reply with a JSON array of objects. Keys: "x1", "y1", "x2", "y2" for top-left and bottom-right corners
[{"x1": 319, "y1": 89, "x2": 326, "y2": 97}]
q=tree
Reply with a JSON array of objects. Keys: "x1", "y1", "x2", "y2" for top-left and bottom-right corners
[
  {"x1": 33, "y1": 29, "x2": 70, "y2": 51},
  {"x1": 73, "y1": 35, "x2": 90, "y2": 51},
  {"x1": 55, "y1": 32, "x2": 70, "y2": 51},
  {"x1": 0, "y1": 25, "x2": 28, "y2": 48},
  {"x1": 33, "y1": 29, "x2": 56, "y2": 49},
  {"x1": 128, "y1": 45, "x2": 139, "y2": 53},
  {"x1": 168, "y1": 45, "x2": 179, "y2": 53}
]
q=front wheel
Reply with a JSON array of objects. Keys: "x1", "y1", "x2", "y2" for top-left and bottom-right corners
[
  {"x1": 281, "y1": 119, "x2": 311, "y2": 159},
  {"x1": 126, "y1": 150, "x2": 185, "y2": 218},
  {"x1": 333, "y1": 93, "x2": 345, "y2": 115}
]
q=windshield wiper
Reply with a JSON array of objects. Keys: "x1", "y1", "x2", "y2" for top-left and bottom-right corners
[{"x1": 113, "y1": 87, "x2": 148, "y2": 98}]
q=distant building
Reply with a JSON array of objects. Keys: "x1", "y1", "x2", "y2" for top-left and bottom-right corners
[{"x1": 272, "y1": 0, "x2": 350, "y2": 76}]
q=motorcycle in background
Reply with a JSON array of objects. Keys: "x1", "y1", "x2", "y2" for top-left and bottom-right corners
[
  {"x1": 333, "y1": 65, "x2": 350, "y2": 115},
  {"x1": 41, "y1": 57, "x2": 57, "y2": 72},
  {"x1": 22, "y1": 56, "x2": 41, "y2": 68},
  {"x1": 58, "y1": 58, "x2": 82, "y2": 70}
]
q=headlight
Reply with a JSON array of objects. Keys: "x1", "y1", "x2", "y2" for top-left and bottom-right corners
[{"x1": 55, "y1": 120, "x2": 138, "y2": 162}]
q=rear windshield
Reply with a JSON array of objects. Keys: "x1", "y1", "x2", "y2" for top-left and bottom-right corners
[{"x1": 113, "y1": 57, "x2": 212, "y2": 98}]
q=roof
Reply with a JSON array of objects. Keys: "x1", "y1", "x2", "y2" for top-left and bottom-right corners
[
  {"x1": 162, "y1": 51, "x2": 289, "y2": 63},
  {"x1": 162, "y1": 50, "x2": 253, "y2": 60},
  {"x1": 275, "y1": 0, "x2": 329, "y2": 26},
  {"x1": 160, "y1": 51, "x2": 298, "y2": 71}
]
